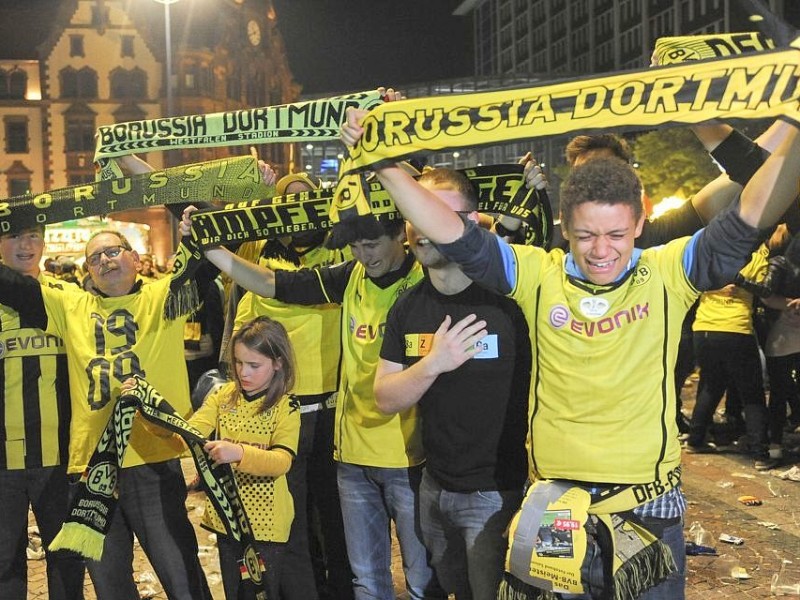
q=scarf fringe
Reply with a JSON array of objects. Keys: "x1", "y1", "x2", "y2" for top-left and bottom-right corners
[
  {"x1": 49, "y1": 522, "x2": 105, "y2": 561},
  {"x1": 613, "y1": 540, "x2": 677, "y2": 600},
  {"x1": 496, "y1": 541, "x2": 676, "y2": 600},
  {"x1": 164, "y1": 280, "x2": 200, "y2": 320},
  {"x1": 497, "y1": 572, "x2": 558, "y2": 600}
]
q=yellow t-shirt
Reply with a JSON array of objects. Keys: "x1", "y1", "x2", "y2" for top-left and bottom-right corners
[
  {"x1": 693, "y1": 244, "x2": 769, "y2": 334},
  {"x1": 42, "y1": 276, "x2": 188, "y2": 473},
  {"x1": 335, "y1": 260, "x2": 425, "y2": 467},
  {"x1": 234, "y1": 258, "x2": 341, "y2": 396}
]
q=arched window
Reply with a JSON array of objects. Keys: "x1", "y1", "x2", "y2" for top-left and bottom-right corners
[
  {"x1": 110, "y1": 67, "x2": 147, "y2": 99},
  {"x1": 60, "y1": 67, "x2": 98, "y2": 99},
  {"x1": 0, "y1": 69, "x2": 28, "y2": 99},
  {"x1": 8, "y1": 70, "x2": 26, "y2": 99}
]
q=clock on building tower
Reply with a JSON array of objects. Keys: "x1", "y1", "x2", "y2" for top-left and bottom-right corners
[{"x1": 247, "y1": 19, "x2": 261, "y2": 46}]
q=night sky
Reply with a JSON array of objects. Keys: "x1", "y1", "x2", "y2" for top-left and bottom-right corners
[{"x1": 271, "y1": 0, "x2": 474, "y2": 95}]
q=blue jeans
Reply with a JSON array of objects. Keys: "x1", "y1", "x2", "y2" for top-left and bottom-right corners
[
  {"x1": 0, "y1": 466, "x2": 85, "y2": 600},
  {"x1": 561, "y1": 517, "x2": 686, "y2": 600},
  {"x1": 337, "y1": 463, "x2": 445, "y2": 600},
  {"x1": 419, "y1": 469, "x2": 522, "y2": 600},
  {"x1": 78, "y1": 460, "x2": 211, "y2": 600}
]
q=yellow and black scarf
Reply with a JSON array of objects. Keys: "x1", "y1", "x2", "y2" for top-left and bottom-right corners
[
  {"x1": 51, "y1": 377, "x2": 270, "y2": 599},
  {"x1": 338, "y1": 45, "x2": 800, "y2": 175},
  {"x1": 186, "y1": 164, "x2": 553, "y2": 248},
  {"x1": 94, "y1": 91, "x2": 383, "y2": 178},
  {"x1": 499, "y1": 473, "x2": 681, "y2": 600}
]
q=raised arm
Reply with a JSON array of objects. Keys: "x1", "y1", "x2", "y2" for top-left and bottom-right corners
[
  {"x1": 739, "y1": 123, "x2": 800, "y2": 229},
  {"x1": 180, "y1": 206, "x2": 276, "y2": 298},
  {"x1": 688, "y1": 123, "x2": 749, "y2": 223},
  {"x1": 690, "y1": 120, "x2": 797, "y2": 223},
  {"x1": 341, "y1": 108, "x2": 465, "y2": 245},
  {"x1": 115, "y1": 154, "x2": 155, "y2": 175},
  {"x1": 755, "y1": 119, "x2": 797, "y2": 153}
]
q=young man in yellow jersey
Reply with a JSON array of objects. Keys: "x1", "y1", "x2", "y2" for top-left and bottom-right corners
[{"x1": 0, "y1": 224, "x2": 85, "y2": 600}]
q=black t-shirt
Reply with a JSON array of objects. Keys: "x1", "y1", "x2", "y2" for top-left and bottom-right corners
[{"x1": 381, "y1": 278, "x2": 530, "y2": 492}]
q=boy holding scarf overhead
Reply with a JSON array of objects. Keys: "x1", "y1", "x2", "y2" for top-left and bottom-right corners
[{"x1": 341, "y1": 106, "x2": 800, "y2": 599}]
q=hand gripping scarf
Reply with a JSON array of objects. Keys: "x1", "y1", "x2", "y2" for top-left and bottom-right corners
[
  {"x1": 187, "y1": 164, "x2": 553, "y2": 250},
  {"x1": 51, "y1": 376, "x2": 271, "y2": 599},
  {"x1": 498, "y1": 466, "x2": 682, "y2": 600}
]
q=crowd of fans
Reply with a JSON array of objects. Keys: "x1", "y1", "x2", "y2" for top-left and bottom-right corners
[{"x1": 2, "y1": 99, "x2": 800, "y2": 600}]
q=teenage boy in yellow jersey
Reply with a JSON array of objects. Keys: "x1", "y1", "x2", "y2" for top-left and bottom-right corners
[
  {"x1": 180, "y1": 207, "x2": 444, "y2": 599},
  {"x1": 0, "y1": 224, "x2": 85, "y2": 600},
  {"x1": 233, "y1": 171, "x2": 354, "y2": 600},
  {"x1": 0, "y1": 230, "x2": 210, "y2": 600},
  {"x1": 341, "y1": 107, "x2": 800, "y2": 599}
]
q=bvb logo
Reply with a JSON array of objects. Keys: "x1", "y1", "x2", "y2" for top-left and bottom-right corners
[
  {"x1": 171, "y1": 252, "x2": 186, "y2": 276},
  {"x1": 631, "y1": 264, "x2": 652, "y2": 286},
  {"x1": 86, "y1": 462, "x2": 117, "y2": 498},
  {"x1": 335, "y1": 176, "x2": 362, "y2": 211},
  {"x1": 664, "y1": 47, "x2": 700, "y2": 64},
  {"x1": 243, "y1": 544, "x2": 263, "y2": 585}
]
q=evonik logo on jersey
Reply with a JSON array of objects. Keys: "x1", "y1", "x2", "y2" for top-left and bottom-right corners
[
  {"x1": 548, "y1": 302, "x2": 650, "y2": 337},
  {"x1": 0, "y1": 332, "x2": 65, "y2": 358},
  {"x1": 348, "y1": 315, "x2": 386, "y2": 340}
]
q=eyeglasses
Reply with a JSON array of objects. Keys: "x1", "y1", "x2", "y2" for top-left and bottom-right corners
[{"x1": 86, "y1": 245, "x2": 127, "y2": 267}]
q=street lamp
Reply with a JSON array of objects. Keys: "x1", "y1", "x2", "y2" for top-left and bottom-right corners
[
  {"x1": 152, "y1": 0, "x2": 180, "y2": 118},
  {"x1": 151, "y1": 0, "x2": 179, "y2": 246}
]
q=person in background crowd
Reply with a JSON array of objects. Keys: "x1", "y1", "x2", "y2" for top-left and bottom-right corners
[
  {"x1": 759, "y1": 225, "x2": 800, "y2": 460},
  {"x1": 184, "y1": 273, "x2": 225, "y2": 397},
  {"x1": 684, "y1": 245, "x2": 773, "y2": 470},
  {"x1": 137, "y1": 254, "x2": 160, "y2": 283}
]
